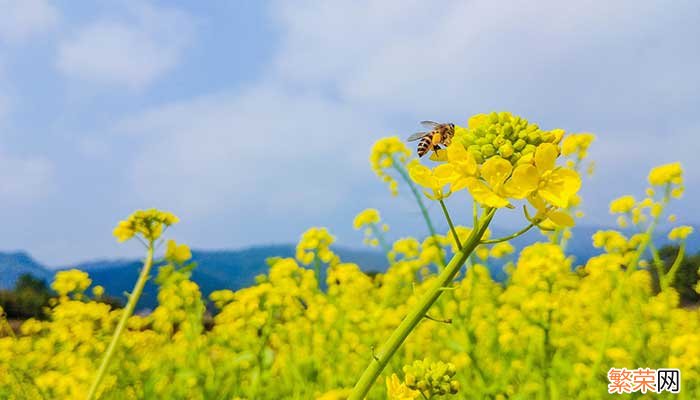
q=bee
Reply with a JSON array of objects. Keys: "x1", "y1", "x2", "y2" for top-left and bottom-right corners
[{"x1": 406, "y1": 121, "x2": 455, "y2": 157}]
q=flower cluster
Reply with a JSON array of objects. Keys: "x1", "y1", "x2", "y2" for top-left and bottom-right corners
[
  {"x1": 455, "y1": 112, "x2": 564, "y2": 165},
  {"x1": 353, "y1": 208, "x2": 389, "y2": 248},
  {"x1": 295, "y1": 227, "x2": 340, "y2": 267},
  {"x1": 409, "y1": 113, "x2": 581, "y2": 229},
  {"x1": 402, "y1": 359, "x2": 460, "y2": 397},
  {"x1": 113, "y1": 209, "x2": 179, "y2": 243},
  {"x1": 51, "y1": 269, "x2": 92, "y2": 298},
  {"x1": 370, "y1": 137, "x2": 412, "y2": 196}
]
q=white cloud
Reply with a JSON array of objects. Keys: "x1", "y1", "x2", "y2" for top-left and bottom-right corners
[
  {"x1": 56, "y1": 3, "x2": 193, "y2": 89},
  {"x1": 0, "y1": 0, "x2": 59, "y2": 43},
  {"x1": 116, "y1": 0, "x2": 700, "y2": 247},
  {"x1": 119, "y1": 86, "x2": 383, "y2": 218},
  {"x1": 271, "y1": 0, "x2": 698, "y2": 120},
  {"x1": 0, "y1": 150, "x2": 53, "y2": 203}
]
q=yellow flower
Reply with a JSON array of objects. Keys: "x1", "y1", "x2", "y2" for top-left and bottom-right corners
[
  {"x1": 91, "y1": 285, "x2": 104, "y2": 298},
  {"x1": 471, "y1": 156, "x2": 538, "y2": 208},
  {"x1": 408, "y1": 163, "x2": 451, "y2": 200},
  {"x1": 296, "y1": 227, "x2": 339, "y2": 266},
  {"x1": 648, "y1": 162, "x2": 683, "y2": 186},
  {"x1": 353, "y1": 208, "x2": 380, "y2": 229},
  {"x1": 609, "y1": 195, "x2": 636, "y2": 214},
  {"x1": 52, "y1": 269, "x2": 92, "y2": 297},
  {"x1": 669, "y1": 226, "x2": 693, "y2": 241},
  {"x1": 529, "y1": 143, "x2": 581, "y2": 209},
  {"x1": 386, "y1": 374, "x2": 419, "y2": 400},
  {"x1": 490, "y1": 242, "x2": 515, "y2": 259},
  {"x1": 561, "y1": 133, "x2": 595, "y2": 160},
  {"x1": 370, "y1": 137, "x2": 412, "y2": 196},
  {"x1": 165, "y1": 240, "x2": 192, "y2": 264},
  {"x1": 438, "y1": 144, "x2": 538, "y2": 208},
  {"x1": 113, "y1": 209, "x2": 179, "y2": 243}
]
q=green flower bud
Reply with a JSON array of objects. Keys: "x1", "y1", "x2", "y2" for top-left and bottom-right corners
[
  {"x1": 522, "y1": 144, "x2": 536, "y2": 155},
  {"x1": 503, "y1": 123, "x2": 514, "y2": 138},
  {"x1": 499, "y1": 143, "x2": 514, "y2": 158},
  {"x1": 513, "y1": 139, "x2": 526, "y2": 151},
  {"x1": 541, "y1": 130, "x2": 554, "y2": 142},
  {"x1": 455, "y1": 111, "x2": 563, "y2": 165},
  {"x1": 492, "y1": 135, "x2": 506, "y2": 148},
  {"x1": 527, "y1": 131, "x2": 541, "y2": 145},
  {"x1": 481, "y1": 144, "x2": 495, "y2": 158}
]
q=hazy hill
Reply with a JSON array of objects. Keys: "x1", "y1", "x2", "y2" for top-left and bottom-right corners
[
  {"x1": 0, "y1": 245, "x2": 388, "y2": 311},
  {"x1": 0, "y1": 252, "x2": 53, "y2": 290}
]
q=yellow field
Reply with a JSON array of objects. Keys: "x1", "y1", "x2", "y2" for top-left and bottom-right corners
[{"x1": 1, "y1": 112, "x2": 697, "y2": 399}]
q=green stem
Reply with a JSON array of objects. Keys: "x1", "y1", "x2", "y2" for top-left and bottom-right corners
[
  {"x1": 480, "y1": 222, "x2": 536, "y2": 244},
  {"x1": 313, "y1": 249, "x2": 322, "y2": 282},
  {"x1": 627, "y1": 185, "x2": 671, "y2": 273},
  {"x1": 661, "y1": 242, "x2": 686, "y2": 290},
  {"x1": 391, "y1": 159, "x2": 445, "y2": 267},
  {"x1": 439, "y1": 199, "x2": 461, "y2": 250},
  {"x1": 348, "y1": 208, "x2": 496, "y2": 399},
  {"x1": 648, "y1": 242, "x2": 666, "y2": 287},
  {"x1": 86, "y1": 242, "x2": 155, "y2": 400},
  {"x1": 370, "y1": 223, "x2": 391, "y2": 257}
]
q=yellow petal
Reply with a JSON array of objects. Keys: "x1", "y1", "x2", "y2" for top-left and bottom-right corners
[
  {"x1": 429, "y1": 148, "x2": 448, "y2": 162},
  {"x1": 556, "y1": 168, "x2": 582, "y2": 194},
  {"x1": 433, "y1": 164, "x2": 458, "y2": 188},
  {"x1": 451, "y1": 177, "x2": 469, "y2": 192},
  {"x1": 447, "y1": 144, "x2": 478, "y2": 177},
  {"x1": 535, "y1": 143, "x2": 558, "y2": 174},
  {"x1": 548, "y1": 210, "x2": 575, "y2": 227},
  {"x1": 465, "y1": 177, "x2": 510, "y2": 208},
  {"x1": 480, "y1": 156, "x2": 512, "y2": 189},
  {"x1": 540, "y1": 168, "x2": 581, "y2": 208},
  {"x1": 408, "y1": 164, "x2": 434, "y2": 189},
  {"x1": 504, "y1": 164, "x2": 538, "y2": 199},
  {"x1": 528, "y1": 194, "x2": 548, "y2": 213},
  {"x1": 447, "y1": 143, "x2": 468, "y2": 161}
]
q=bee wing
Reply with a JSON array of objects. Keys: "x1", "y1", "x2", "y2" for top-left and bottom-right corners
[
  {"x1": 420, "y1": 120, "x2": 440, "y2": 129},
  {"x1": 407, "y1": 131, "x2": 430, "y2": 142}
]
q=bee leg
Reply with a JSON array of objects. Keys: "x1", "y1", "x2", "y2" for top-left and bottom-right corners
[
  {"x1": 432, "y1": 132, "x2": 442, "y2": 146},
  {"x1": 433, "y1": 145, "x2": 442, "y2": 151}
]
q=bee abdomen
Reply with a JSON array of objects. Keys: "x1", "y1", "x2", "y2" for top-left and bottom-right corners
[{"x1": 417, "y1": 135, "x2": 433, "y2": 157}]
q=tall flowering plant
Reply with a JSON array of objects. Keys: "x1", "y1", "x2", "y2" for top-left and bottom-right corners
[{"x1": 350, "y1": 112, "x2": 582, "y2": 399}]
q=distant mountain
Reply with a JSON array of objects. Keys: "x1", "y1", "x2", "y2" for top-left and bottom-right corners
[
  {"x1": 0, "y1": 252, "x2": 53, "y2": 290},
  {"x1": 0, "y1": 245, "x2": 388, "y2": 311},
  {"x1": 1, "y1": 225, "x2": 697, "y2": 310}
]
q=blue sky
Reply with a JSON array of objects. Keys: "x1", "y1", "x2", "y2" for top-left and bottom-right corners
[{"x1": 0, "y1": 0, "x2": 698, "y2": 266}]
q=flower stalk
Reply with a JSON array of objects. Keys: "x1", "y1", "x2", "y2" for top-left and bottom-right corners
[
  {"x1": 348, "y1": 208, "x2": 495, "y2": 399},
  {"x1": 86, "y1": 241, "x2": 155, "y2": 400}
]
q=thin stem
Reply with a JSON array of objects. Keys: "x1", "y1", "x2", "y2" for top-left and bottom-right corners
[
  {"x1": 391, "y1": 158, "x2": 445, "y2": 267},
  {"x1": 648, "y1": 242, "x2": 666, "y2": 285},
  {"x1": 480, "y1": 222, "x2": 536, "y2": 244},
  {"x1": 348, "y1": 208, "x2": 496, "y2": 400},
  {"x1": 369, "y1": 223, "x2": 391, "y2": 257},
  {"x1": 661, "y1": 242, "x2": 686, "y2": 290},
  {"x1": 86, "y1": 242, "x2": 155, "y2": 400},
  {"x1": 439, "y1": 199, "x2": 461, "y2": 250},
  {"x1": 627, "y1": 186, "x2": 670, "y2": 273}
]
